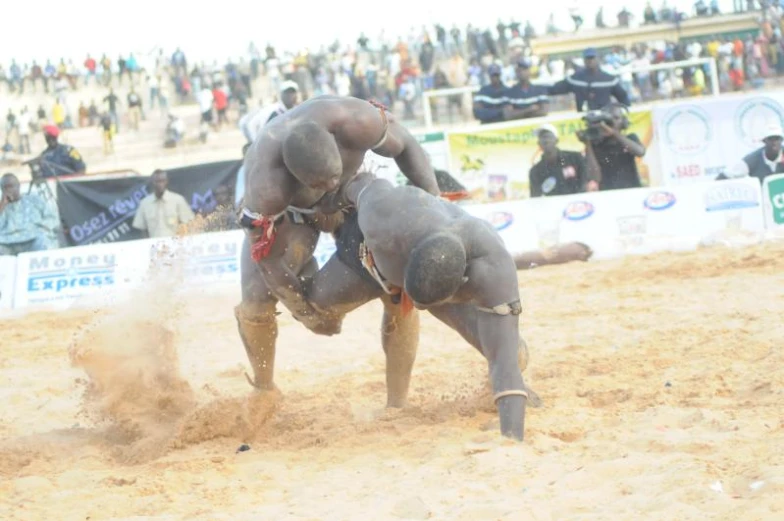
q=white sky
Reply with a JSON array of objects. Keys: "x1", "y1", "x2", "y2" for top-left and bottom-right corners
[{"x1": 2, "y1": 0, "x2": 736, "y2": 64}]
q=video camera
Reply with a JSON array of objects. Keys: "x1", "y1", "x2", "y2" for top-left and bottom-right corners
[
  {"x1": 22, "y1": 156, "x2": 45, "y2": 183},
  {"x1": 580, "y1": 109, "x2": 615, "y2": 142}
]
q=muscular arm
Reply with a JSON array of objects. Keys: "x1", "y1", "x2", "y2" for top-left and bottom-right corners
[
  {"x1": 463, "y1": 249, "x2": 526, "y2": 439},
  {"x1": 337, "y1": 101, "x2": 440, "y2": 196}
]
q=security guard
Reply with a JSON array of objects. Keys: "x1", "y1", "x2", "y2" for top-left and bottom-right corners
[
  {"x1": 39, "y1": 125, "x2": 86, "y2": 178},
  {"x1": 549, "y1": 48, "x2": 630, "y2": 112},
  {"x1": 503, "y1": 58, "x2": 549, "y2": 121},
  {"x1": 472, "y1": 64, "x2": 508, "y2": 124}
]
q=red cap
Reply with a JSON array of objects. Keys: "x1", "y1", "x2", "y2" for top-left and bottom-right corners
[{"x1": 43, "y1": 124, "x2": 60, "y2": 138}]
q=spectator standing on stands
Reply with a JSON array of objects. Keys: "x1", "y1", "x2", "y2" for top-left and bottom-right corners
[
  {"x1": 0, "y1": 173, "x2": 59, "y2": 255},
  {"x1": 529, "y1": 124, "x2": 589, "y2": 197},
  {"x1": 39, "y1": 125, "x2": 86, "y2": 178},
  {"x1": 580, "y1": 103, "x2": 645, "y2": 191},
  {"x1": 503, "y1": 58, "x2": 549, "y2": 121},
  {"x1": 103, "y1": 88, "x2": 121, "y2": 133},
  {"x1": 549, "y1": 48, "x2": 630, "y2": 112},
  {"x1": 100, "y1": 112, "x2": 115, "y2": 155},
  {"x1": 472, "y1": 64, "x2": 507, "y2": 124},
  {"x1": 16, "y1": 108, "x2": 31, "y2": 154},
  {"x1": 198, "y1": 85, "x2": 214, "y2": 128},
  {"x1": 127, "y1": 87, "x2": 143, "y2": 131},
  {"x1": 132, "y1": 170, "x2": 195, "y2": 238}
]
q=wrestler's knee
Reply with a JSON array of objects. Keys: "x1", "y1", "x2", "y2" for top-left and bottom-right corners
[{"x1": 235, "y1": 300, "x2": 278, "y2": 325}]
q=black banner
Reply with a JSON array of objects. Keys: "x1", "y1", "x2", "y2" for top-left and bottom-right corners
[{"x1": 56, "y1": 160, "x2": 241, "y2": 246}]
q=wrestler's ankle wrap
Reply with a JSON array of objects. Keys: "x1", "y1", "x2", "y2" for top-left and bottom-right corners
[{"x1": 234, "y1": 303, "x2": 279, "y2": 390}]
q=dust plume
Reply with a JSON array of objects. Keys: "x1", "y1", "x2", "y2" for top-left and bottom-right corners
[{"x1": 66, "y1": 241, "x2": 275, "y2": 464}]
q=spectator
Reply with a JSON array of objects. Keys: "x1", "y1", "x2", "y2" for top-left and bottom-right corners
[
  {"x1": 201, "y1": 184, "x2": 239, "y2": 232},
  {"x1": 0, "y1": 173, "x2": 59, "y2": 255},
  {"x1": 581, "y1": 103, "x2": 646, "y2": 191},
  {"x1": 503, "y1": 58, "x2": 549, "y2": 121},
  {"x1": 127, "y1": 87, "x2": 143, "y2": 131},
  {"x1": 39, "y1": 125, "x2": 86, "y2": 178},
  {"x1": 198, "y1": 85, "x2": 215, "y2": 128},
  {"x1": 16, "y1": 107, "x2": 31, "y2": 154},
  {"x1": 132, "y1": 170, "x2": 195, "y2": 238},
  {"x1": 103, "y1": 88, "x2": 120, "y2": 133},
  {"x1": 529, "y1": 124, "x2": 589, "y2": 197},
  {"x1": 549, "y1": 48, "x2": 631, "y2": 111},
  {"x1": 239, "y1": 80, "x2": 300, "y2": 144},
  {"x1": 472, "y1": 64, "x2": 507, "y2": 124},
  {"x1": 100, "y1": 112, "x2": 114, "y2": 155},
  {"x1": 727, "y1": 123, "x2": 784, "y2": 183}
]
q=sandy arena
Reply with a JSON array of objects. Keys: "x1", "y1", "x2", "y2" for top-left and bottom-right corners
[{"x1": 1, "y1": 240, "x2": 783, "y2": 520}]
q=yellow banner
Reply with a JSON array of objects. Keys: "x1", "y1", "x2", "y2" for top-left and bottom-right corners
[{"x1": 447, "y1": 111, "x2": 654, "y2": 202}]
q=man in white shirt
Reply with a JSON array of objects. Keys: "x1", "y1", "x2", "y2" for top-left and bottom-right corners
[
  {"x1": 239, "y1": 80, "x2": 300, "y2": 144},
  {"x1": 197, "y1": 86, "x2": 214, "y2": 125},
  {"x1": 16, "y1": 107, "x2": 31, "y2": 154},
  {"x1": 132, "y1": 170, "x2": 195, "y2": 238}
]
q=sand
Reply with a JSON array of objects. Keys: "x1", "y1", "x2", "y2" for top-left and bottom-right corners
[{"x1": 1, "y1": 240, "x2": 783, "y2": 521}]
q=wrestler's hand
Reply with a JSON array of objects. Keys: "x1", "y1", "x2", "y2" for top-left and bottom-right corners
[{"x1": 297, "y1": 311, "x2": 343, "y2": 336}]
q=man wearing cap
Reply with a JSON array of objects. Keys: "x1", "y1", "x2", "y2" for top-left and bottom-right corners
[
  {"x1": 235, "y1": 80, "x2": 303, "y2": 208},
  {"x1": 503, "y1": 59, "x2": 549, "y2": 121},
  {"x1": 240, "y1": 80, "x2": 301, "y2": 145},
  {"x1": 727, "y1": 124, "x2": 784, "y2": 183},
  {"x1": 472, "y1": 64, "x2": 508, "y2": 124},
  {"x1": 529, "y1": 124, "x2": 589, "y2": 197},
  {"x1": 38, "y1": 125, "x2": 87, "y2": 179},
  {"x1": 548, "y1": 48, "x2": 630, "y2": 112}
]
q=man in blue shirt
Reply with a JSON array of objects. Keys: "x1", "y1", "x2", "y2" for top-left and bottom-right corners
[
  {"x1": 503, "y1": 58, "x2": 549, "y2": 121},
  {"x1": 472, "y1": 64, "x2": 507, "y2": 124},
  {"x1": 0, "y1": 173, "x2": 59, "y2": 255},
  {"x1": 549, "y1": 48, "x2": 630, "y2": 112}
]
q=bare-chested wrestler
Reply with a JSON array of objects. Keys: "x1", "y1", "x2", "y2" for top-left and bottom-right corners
[
  {"x1": 307, "y1": 171, "x2": 533, "y2": 440},
  {"x1": 235, "y1": 95, "x2": 440, "y2": 396}
]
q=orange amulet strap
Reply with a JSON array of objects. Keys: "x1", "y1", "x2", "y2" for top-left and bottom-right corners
[{"x1": 440, "y1": 191, "x2": 471, "y2": 202}]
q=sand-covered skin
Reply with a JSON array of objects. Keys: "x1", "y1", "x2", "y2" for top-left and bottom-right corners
[{"x1": 1, "y1": 241, "x2": 783, "y2": 521}]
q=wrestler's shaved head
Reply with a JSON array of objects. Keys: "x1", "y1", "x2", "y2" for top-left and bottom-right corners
[
  {"x1": 404, "y1": 232, "x2": 467, "y2": 307},
  {"x1": 282, "y1": 121, "x2": 342, "y2": 191}
]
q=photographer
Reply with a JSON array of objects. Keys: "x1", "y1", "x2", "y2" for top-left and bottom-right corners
[
  {"x1": 529, "y1": 124, "x2": 588, "y2": 197},
  {"x1": 578, "y1": 103, "x2": 645, "y2": 191}
]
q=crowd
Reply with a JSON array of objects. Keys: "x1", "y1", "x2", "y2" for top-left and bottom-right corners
[{"x1": 2, "y1": 2, "x2": 783, "y2": 257}]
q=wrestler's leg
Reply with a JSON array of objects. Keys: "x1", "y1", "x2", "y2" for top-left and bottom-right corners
[
  {"x1": 235, "y1": 234, "x2": 280, "y2": 391},
  {"x1": 513, "y1": 242, "x2": 593, "y2": 270},
  {"x1": 308, "y1": 254, "x2": 417, "y2": 407},
  {"x1": 379, "y1": 294, "x2": 420, "y2": 408}
]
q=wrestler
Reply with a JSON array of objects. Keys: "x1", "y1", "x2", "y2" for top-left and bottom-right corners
[
  {"x1": 235, "y1": 95, "x2": 439, "y2": 392},
  {"x1": 307, "y1": 172, "x2": 534, "y2": 440}
]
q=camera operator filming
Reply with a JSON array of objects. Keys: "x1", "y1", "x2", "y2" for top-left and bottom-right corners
[{"x1": 577, "y1": 103, "x2": 645, "y2": 191}]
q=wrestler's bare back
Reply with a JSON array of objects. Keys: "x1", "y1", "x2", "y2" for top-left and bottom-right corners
[
  {"x1": 243, "y1": 96, "x2": 390, "y2": 216},
  {"x1": 358, "y1": 182, "x2": 520, "y2": 308}
]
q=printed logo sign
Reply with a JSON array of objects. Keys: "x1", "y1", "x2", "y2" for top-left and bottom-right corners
[
  {"x1": 765, "y1": 176, "x2": 784, "y2": 225},
  {"x1": 734, "y1": 97, "x2": 784, "y2": 149},
  {"x1": 662, "y1": 104, "x2": 712, "y2": 156},
  {"x1": 704, "y1": 183, "x2": 760, "y2": 212},
  {"x1": 644, "y1": 191, "x2": 677, "y2": 211},
  {"x1": 563, "y1": 201, "x2": 595, "y2": 221},
  {"x1": 23, "y1": 250, "x2": 116, "y2": 304},
  {"x1": 486, "y1": 211, "x2": 514, "y2": 231}
]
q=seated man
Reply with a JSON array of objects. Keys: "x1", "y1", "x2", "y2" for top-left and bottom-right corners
[
  {"x1": 308, "y1": 172, "x2": 534, "y2": 440},
  {"x1": 0, "y1": 173, "x2": 60, "y2": 255}
]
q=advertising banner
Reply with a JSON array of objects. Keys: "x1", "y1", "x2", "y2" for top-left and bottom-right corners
[
  {"x1": 56, "y1": 160, "x2": 241, "y2": 246},
  {"x1": 365, "y1": 131, "x2": 449, "y2": 184},
  {"x1": 446, "y1": 111, "x2": 655, "y2": 202},
  {"x1": 0, "y1": 256, "x2": 16, "y2": 309},
  {"x1": 654, "y1": 93, "x2": 784, "y2": 186},
  {"x1": 761, "y1": 173, "x2": 784, "y2": 230}
]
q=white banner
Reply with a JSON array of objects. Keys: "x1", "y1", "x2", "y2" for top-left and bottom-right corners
[
  {"x1": 654, "y1": 92, "x2": 784, "y2": 186},
  {"x1": 461, "y1": 201, "x2": 540, "y2": 254},
  {"x1": 0, "y1": 256, "x2": 16, "y2": 309},
  {"x1": 13, "y1": 241, "x2": 150, "y2": 309}
]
